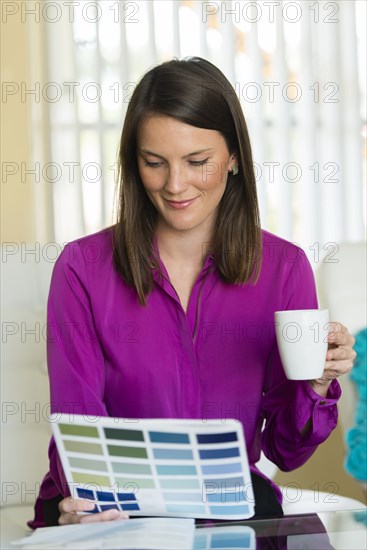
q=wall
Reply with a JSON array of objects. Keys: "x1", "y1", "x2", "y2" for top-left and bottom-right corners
[
  {"x1": 1, "y1": 13, "x2": 35, "y2": 242},
  {"x1": 1, "y1": 8, "x2": 53, "y2": 245}
]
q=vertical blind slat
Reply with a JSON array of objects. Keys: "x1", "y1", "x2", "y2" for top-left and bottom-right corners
[
  {"x1": 95, "y1": 16, "x2": 106, "y2": 228},
  {"x1": 197, "y1": 0, "x2": 208, "y2": 59},
  {"x1": 172, "y1": 0, "x2": 181, "y2": 58},
  {"x1": 220, "y1": 1, "x2": 236, "y2": 85},
  {"x1": 339, "y1": 0, "x2": 364, "y2": 240},
  {"x1": 49, "y1": 16, "x2": 86, "y2": 238},
  {"x1": 274, "y1": 4, "x2": 292, "y2": 239},
  {"x1": 247, "y1": 21, "x2": 268, "y2": 226},
  {"x1": 147, "y1": 0, "x2": 157, "y2": 65},
  {"x1": 120, "y1": 1, "x2": 129, "y2": 89},
  {"x1": 297, "y1": 2, "x2": 319, "y2": 250},
  {"x1": 317, "y1": 8, "x2": 345, "y2": 244}
]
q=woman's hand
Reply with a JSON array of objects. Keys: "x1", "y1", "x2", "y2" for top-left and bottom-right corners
[
  {"x1": 58, "y1": 497, "x2": 129, "y2": 525},
  {"x1": 309, "y1": 322, "x2": 356, "y2": 398}
]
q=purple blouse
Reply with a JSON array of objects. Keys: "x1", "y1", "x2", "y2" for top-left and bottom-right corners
[{"x1": 29, "y1": 227, "x2": 340, "y2": 528}]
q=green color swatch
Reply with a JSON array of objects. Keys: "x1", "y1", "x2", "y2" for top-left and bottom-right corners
[
  {"x1": 107, "y1": 445, "x2": 148, "y2": 458},
  {"x1": 104, "y1": 428, "x2": 144, "y2": 442},
  {"x1": 64, "y1": 440, "x2": 103, "y2": 455},
  {"x1": 72, "y1": 472, "x2": 110, "y2": 486},
  {"x1": 69, "y1": 457, "x2": 107, "y2": 472},
  {"x1": 59, "y1": 424, "x2": 99, "y2": 438}
]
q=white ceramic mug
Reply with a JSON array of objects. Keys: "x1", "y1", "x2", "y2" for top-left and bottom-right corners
[{"x1": 274, "y1": 309, "x2": 329, "y2": 380}]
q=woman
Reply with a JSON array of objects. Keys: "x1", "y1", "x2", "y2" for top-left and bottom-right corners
[{"x1": 29, "y1": 57, "x2": 356, "y2": 527}]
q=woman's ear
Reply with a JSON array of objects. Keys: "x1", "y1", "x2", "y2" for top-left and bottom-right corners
[{"x1": 229, "y1": 155, "x2": 239, "y2": 176}]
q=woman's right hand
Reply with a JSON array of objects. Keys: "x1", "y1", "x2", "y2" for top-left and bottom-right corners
[{"x1": 58, "y1": 497, "x2": 130, "y2": 524}]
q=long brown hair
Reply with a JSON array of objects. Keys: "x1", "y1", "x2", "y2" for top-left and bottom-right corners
[{"x1": 114, "y1": 57, "x2": 262, "y2": 305}]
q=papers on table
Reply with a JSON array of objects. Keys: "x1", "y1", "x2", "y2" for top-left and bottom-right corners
[
  {"x1": 11, "y1": 518, "x2": 195, "y2": 549},
  {"x1": 11, "y1": 519, "x2": 256, "y2": 549}
]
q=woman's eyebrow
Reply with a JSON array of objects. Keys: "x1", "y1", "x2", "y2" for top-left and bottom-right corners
[{"x1": 139, "y1": 148, "x2": 215, "y2": 160}]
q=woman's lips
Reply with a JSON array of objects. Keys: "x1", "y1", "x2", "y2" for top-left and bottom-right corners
[{"x1": 164, "y1": 197, "x2": 198, "y2": 209}]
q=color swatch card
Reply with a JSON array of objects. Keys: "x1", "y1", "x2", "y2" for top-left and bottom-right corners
[{"x1": 51, "y1": 415, "x2": 255, "y2": 520}]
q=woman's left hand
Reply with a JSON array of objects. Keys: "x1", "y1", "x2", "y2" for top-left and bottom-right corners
[{"x1": 309, "y1": 322, "x2": 356, "y2": 397}]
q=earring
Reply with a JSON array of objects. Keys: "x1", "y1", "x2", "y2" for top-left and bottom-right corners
[{"x1": 232, "y1": 164, "x2": 239, "y2": 176}]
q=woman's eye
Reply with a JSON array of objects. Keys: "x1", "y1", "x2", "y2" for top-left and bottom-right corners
[
  {"x1": 144, "y1": 161, "x2": 162, "y2": 168},
  {"x1": 143, "y1": 158, "x2": 209, "y2": 168},
  {"x1": 189, "y1": 158, "x2": 209, "y2": 166}
]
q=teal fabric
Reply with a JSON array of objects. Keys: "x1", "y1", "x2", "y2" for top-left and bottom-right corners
[
  {"x1": 353, "y1": 509, "x2": 367, "y2": 527},
  {"x1": 345, "y1": 328, "x2": 367, "y2": 482}
]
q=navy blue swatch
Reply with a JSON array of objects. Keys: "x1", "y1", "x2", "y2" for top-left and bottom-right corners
[
  {"x1": 121, "y1": 502, "x2": 140, "y2": 511},
  {"x1": 117, "y1": 492, "x2": 137, "y2": 501},
  {"x1": 196, "y1": 432, "x2": 238, "y2": 444},
  {"x1": 76, "y1": 488, "x2": 94, "y2": 500},
  {"x1": 96, "y1": 491, "x2": 115, "y2": 502}
]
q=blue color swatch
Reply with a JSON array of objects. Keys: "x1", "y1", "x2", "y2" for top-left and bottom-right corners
[
  {"x1": 199, "y1": 447, "x2": 240, "y2": 459},
  {"x1": 197, "y1": 432, "x2": 238, "y2": 444},
  {"x1": 149, "y1": 431, "x2": 190, "y2": 444}
]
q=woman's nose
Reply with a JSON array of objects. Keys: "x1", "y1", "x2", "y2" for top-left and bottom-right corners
[{"x1": 164, "y1": 166, "x2": 189, "y2": 195}]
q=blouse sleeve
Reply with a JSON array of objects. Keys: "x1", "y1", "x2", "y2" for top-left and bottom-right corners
[
  {"x1": 47, "y1": 242, "x2": 108, "y2": 417},
  {"x1": 28, "y1": 242, "x2": 109, "y2": 528},
  {"x1": 260, "y1": 249, "x2": 341, "y2": 471}
]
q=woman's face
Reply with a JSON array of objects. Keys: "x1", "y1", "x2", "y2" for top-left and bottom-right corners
[{"x1": 136, "y1": 115, "x2": 236, "y2": 237}]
